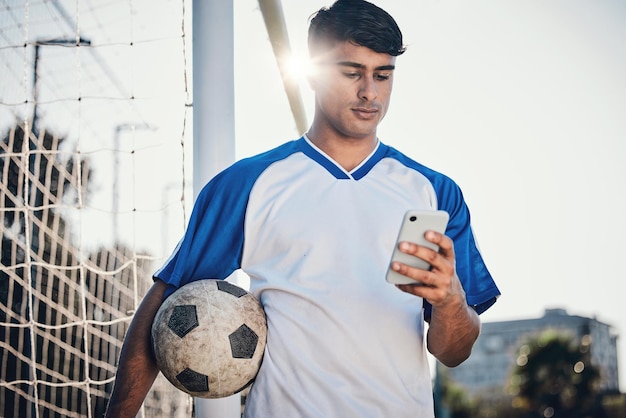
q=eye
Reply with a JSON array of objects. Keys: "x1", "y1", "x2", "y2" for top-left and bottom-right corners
[
  {"x1": 375, "y1": 73, "x2": 391, "y2": 81},
  {"x1": 344, "y1": 72, "x2": 360, "y2": 79}
]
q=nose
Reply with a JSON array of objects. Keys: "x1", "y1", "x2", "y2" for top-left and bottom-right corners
[{"x1": 358, "y1": 76, "x2": 377, "y2": 102}]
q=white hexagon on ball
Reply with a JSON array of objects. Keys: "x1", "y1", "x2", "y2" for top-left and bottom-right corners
[{"x1": 151, "y1": 279, "x2": 267, "y2": 398}]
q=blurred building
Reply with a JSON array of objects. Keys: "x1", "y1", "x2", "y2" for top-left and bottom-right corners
[{"x1": 439, "y1": 308, "x2": 620, "y2": 400}]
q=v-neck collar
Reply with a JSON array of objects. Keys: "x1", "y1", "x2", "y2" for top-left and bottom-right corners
[{"x1": 298, "y1": 135, "x2": 387, "y2": 180}]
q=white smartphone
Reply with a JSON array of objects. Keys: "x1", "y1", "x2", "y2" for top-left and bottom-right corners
[{"x1": 386, "y1": 210, "x2": 449, "y2": 285}]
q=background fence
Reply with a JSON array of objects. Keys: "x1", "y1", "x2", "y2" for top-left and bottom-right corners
[{"x1": 0, "y1": 0, "x2": 193, "y2": 416}]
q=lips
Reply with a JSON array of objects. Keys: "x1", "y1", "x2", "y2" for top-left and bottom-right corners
[{"x1": 352, "y1": 107, "x2": 379, "y2": 119}]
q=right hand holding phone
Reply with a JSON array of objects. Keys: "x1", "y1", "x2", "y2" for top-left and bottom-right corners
[
  {"x1": 386, "y1": 210, "x2": 448, "y2": 285},
  {"x1": 392, "y1": 230, "x2": 467, "y2": 309}
]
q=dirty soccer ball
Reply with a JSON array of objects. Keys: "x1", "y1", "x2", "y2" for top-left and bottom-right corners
[{"x1": 151, "y1": 279, "x2": 267, "y2": 398}]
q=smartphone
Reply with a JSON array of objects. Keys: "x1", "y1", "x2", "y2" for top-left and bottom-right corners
[{"x1": 386, "y1": 210, "x2": 449, "y2": 285}]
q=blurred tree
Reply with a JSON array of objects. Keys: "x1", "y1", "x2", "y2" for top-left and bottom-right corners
[
  {"x1": 1, "y1": 121, "x2": 177, "y2": 417},
  {"x1": 0, "y1": 122, "x2": 95, "y2": 416},
  {"x1": 509, "y1": 330, "x2": 603, "y2": 418},
  {"x1": 435, "y1": 367, "x2": 476, "y2": 418}
]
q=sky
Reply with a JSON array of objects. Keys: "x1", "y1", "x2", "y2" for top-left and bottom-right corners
[{"x1": 231, "y1": 0, "x2": 626, "y2": 390}]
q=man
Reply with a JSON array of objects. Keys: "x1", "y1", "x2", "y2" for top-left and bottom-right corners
[{"x1": 106, "y1": 0, "x2": 500, "y2": 417}]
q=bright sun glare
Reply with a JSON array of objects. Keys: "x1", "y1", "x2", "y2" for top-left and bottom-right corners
[{"x1": 284, "y1": 53, "x2": 312, "y2": 82}]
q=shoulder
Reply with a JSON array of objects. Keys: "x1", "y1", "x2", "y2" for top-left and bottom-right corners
[
  {"x1": 382, "y1": 144, "x2": 464, "y2": 200},
  {"x1": 199, "y1": 139, "x2": 302, "y2": 194},
  {"x1": 237, "y1": 139, "x2": 302, "y2": 166}
]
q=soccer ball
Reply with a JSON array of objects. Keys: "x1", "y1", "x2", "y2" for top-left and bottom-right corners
[{"x1": 151, "y1": 279, "x2": 267, "y2": 398}]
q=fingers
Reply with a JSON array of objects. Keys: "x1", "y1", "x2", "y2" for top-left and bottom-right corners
[
  {"x1": 392, "y1": 231, "x2": 457, "y2": 301},
  {"x1": 395, "y1": 230, "x2": 455, "y2": 271},
  {"x1": 424, "y1": 230, "x2": 454, "y2": 260}
]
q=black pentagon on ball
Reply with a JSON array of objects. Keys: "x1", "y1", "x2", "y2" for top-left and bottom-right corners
[
  {"x1": 168, "y1": 305, "x2": 199, "y2": 338},
  {"x1": 176, "y1": 367, "x2": 209, "y2": 392},
  {"x1": 229, "y1": 324, "x2": 258, "y2": 359},
  {"x1": 216, "y1": 280, "x2": 248, "y2": 298}
]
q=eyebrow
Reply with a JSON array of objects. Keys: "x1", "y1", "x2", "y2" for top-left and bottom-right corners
[{"x1": 336, "y1": 61, "x2": 396, "y2": 71}]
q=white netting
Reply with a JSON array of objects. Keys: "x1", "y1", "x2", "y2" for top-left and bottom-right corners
[{"x1": 0, "y1": 0, "x2": 193, "y2": 416}]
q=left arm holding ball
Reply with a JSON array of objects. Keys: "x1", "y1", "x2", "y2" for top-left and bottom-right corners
[{"x1": 391, "y1": 230, "x2": 481, "y2": 367}]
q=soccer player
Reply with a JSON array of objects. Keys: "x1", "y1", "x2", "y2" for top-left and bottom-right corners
[{"x1": 106, "y1": 1, "x2": 500, "y2": 417}]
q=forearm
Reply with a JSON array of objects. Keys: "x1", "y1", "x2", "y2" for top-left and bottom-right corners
[
  {"x1": 105, "y1": 361, "x2": 159, "y2": 418},
  {"x1": 426, "y1": 294, "x2": 480, "y2": 367},
  {"x1": 105, "y1": 280, "x2": 167, "y2": 418}
]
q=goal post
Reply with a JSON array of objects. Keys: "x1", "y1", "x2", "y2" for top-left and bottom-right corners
[{"x1": 192, "y1": 0, "x2": 239, "y2": 416}]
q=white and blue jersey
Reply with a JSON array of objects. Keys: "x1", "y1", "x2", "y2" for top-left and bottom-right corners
[{"x1": 155, "y1": 135, "x2": 500, "y2": 417}]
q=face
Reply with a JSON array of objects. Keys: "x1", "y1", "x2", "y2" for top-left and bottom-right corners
[{"x1": 309, "y1": 41, "x2": 396, "y2": 143}]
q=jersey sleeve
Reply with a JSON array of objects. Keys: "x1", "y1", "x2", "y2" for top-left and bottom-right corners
[
  {"x1": 427, "y1": 174, "x2": 500, "y2": 317},
  {"x1": 153, "y1": 140, "x2": 300, "y2": 298},
  {"x1": 154, "y1": 168, "x2": 251, "y2": 298}
]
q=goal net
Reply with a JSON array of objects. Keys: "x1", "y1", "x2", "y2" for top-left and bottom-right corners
[{"x1": 0, "y1": 0, "x2": 193, "y2": 416}]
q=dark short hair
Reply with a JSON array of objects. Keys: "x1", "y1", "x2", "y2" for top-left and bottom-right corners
[{"x1": 308, "y1": 0, "x2": 406, "y2": 58}]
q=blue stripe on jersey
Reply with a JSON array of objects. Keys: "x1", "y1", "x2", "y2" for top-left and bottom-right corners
[
  {"x1": 352, "y1": 142, "x2": 389, "y2": 180},
  {"x1": 298, "y1": 138, "x2": 351, "y2": 179}
]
